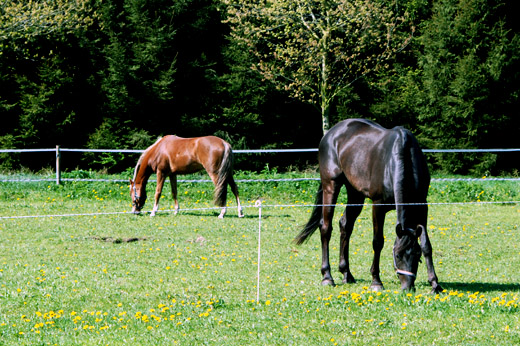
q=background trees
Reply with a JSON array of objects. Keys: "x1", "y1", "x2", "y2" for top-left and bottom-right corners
[
  {"x1": 365, "y1": 0, "x2": 520, "y2": 174},
  {"x1": 225, "y1": 0, "x2": 413, "y2": 134},
  {"x1": 413, "y1": 0, "x2": 520, "y2": 173},
  {"x1": 0, "y1": 0, "x2": 98, "y2": 147},
  {"x1": 0, "y1": 0, "x2": 518, "y2": 174}
]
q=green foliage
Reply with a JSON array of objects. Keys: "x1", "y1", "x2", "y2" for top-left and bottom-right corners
[
  {"x1": 361, "y1": 0, "x2": 519, "y2": 174},
  {"x1": 0, "y1": 0, "x2": 97, "y2": 56},
  {"x1": 428, "y1": 177, "x2": 519, "y2": 203},
  {"x1": 0, "y1": 134, "x2": 20, "y2": 171},
  {"x1": 98, "y1": 0, "x2": 177, "y2": 119},
  {"x1": 83, "y1": 119, "x2": 156, "y2": 172}
]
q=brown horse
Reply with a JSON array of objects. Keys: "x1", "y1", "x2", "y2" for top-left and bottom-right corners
[
  {"x1": 130, "y1": 135, "x2": 244, "y2": 218},
  {"x1": 295, "y1": 119, "x2": 442, "y2": 293}
]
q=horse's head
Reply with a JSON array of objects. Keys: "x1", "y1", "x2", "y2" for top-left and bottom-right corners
[
  {"x1": 129, "y1": 179, "x2": 147, "y2": 213},
  {"x1": 393, "y1": 225, "x2": 423, "y2": 291}
]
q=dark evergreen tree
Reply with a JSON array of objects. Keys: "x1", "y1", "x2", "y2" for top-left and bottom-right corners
[
  {"x1": 364, "y1": 0, "x2": 519, "y2": 174},
  {"x1": 413, "y1": 0, "x2": 519, "y2": 174}
]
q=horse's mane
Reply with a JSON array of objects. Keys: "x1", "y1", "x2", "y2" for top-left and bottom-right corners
[
  {"x1": 394, "y1": 229, "x2": 414, "y2": 252},
  {"x1": 133, "y1": 137, "x2": 163, "y2": 181}
]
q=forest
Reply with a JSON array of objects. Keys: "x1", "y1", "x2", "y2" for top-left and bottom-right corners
[{"x1": 1, "y1": 0, "x2": 518, "y2": 174}]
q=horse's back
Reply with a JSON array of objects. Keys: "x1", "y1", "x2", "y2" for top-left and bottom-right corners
[
  {"x1": 319, "y1": 119, "x2": 427, "y2": 201},
  {"x1": 195, "y1": 136, "x2": 229, "y2": 153},
  {"x1": 155, "y1": 135, "x2": 229, "y2": 174},
  {"x1": 319, "y1": 119, "x2": 389, "y2": 191},
  {"x1": 319, "y1": 119, "x2": 388, "y2": 160}
]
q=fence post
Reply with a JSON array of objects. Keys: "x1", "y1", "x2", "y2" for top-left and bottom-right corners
[
  {"x1": 255, "y1": 199, "x2": 262, "y2": 303},
  {"x1": 56, "y1": 145, "x2": 61, "y2": 185}
]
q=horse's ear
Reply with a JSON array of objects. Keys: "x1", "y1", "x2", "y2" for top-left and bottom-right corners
[
  {"x1": 396, "y1": 224, "x2": 405, "y2": 238},
  {"x1": 415, "y1": 225, "x2": 425, "y2": 238},
  {"x1": 129, "y1": 179, "x2": 134, "y2": 185}
]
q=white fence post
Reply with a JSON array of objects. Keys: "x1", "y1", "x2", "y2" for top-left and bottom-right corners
[
  {"x1": 56, "y1": 145, "x2": 61, "y2": 185},
  {"x1": 255, "y1": 199, "x2": 262, "y2": 303}
]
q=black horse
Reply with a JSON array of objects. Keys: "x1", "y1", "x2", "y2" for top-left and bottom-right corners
[{"x1": 295, "y1": 119, "x2": 442, "y2": 293}]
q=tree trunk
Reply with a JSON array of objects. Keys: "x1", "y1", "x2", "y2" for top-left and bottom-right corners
[
  {"x1": 321, "y1": 103, "x2": 330, "y2": 135},
  {"x1": 320, "y1": 28, "x2": 330, "y2": 135}
]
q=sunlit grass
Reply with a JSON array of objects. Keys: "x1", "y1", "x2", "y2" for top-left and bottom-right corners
[{"x1": 0, "y1": 172, "x2": 518, "y2": 344}]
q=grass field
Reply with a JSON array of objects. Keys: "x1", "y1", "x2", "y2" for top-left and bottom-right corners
[{"x1": 0, "y1": 171, "x2": 519, "y2": 345}]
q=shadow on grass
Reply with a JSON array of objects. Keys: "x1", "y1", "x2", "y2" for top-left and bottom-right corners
[
  {"x1": 90, "y1": 236, "x2": 148, "y2": 243},
  {"x1": 441, "y1": 281, "x2": 520, "y2": 293}
]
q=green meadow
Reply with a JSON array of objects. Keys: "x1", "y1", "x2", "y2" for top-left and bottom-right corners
[{"x1": 0, "y1": 171, "x2": 519, "y2": 345}]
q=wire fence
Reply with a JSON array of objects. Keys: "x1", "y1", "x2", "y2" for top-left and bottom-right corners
[
  {"x1": 1, "y1": 146, "x2": 519, "y2": 184},
  {"x1": 1, "y1": 177, "x2": 519, "y2": 183},
  {"x1": 0, "y1": 200, "x2": 518, "y2": 221},
  {"x1": 2, "y1": 148, "x2": 520, "y2": 153}
]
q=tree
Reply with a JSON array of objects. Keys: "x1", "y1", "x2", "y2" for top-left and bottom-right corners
[
  {"x1": 224, "y1": 0, "x2": 412, "y2": 134},
  {"x1": 410, "y1": 0, "x2": 520, "y2": 174},
  {"x1": 0, "y1": 0, "x2": 96, "y2": 51},
  {"x1": 0, "y1": 0, "x2": 98, "y2": 153}
]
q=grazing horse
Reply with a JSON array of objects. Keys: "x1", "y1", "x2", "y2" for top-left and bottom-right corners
[
  {"x1": 295, "y1": 119, "x2": 442, "y2": 293},
  {"x1": 130, "y1": 135, "x2": 244, "y2": 218}
]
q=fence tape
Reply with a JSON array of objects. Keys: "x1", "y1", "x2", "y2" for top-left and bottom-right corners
[
  {"x1": 1, "y1": 177, "x2": 519, "y2": 183},
  {"x1": 0, "y1": 200, "x2": 518, "y2": 220},
  {"x1": 2, "y1": 148, "x2": 520, "y2": 154}
]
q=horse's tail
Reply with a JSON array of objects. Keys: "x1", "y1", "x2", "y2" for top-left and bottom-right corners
[
  {"x1": 294, "y1": 183, "x2": 323, "y2": 245},
  {"x1": 214, "y1": 142, "x2": 234, "y2": 207}
]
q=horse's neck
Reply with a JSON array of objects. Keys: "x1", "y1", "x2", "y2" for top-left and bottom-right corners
[{"x1": 135, "y1": 164, "x2": 151, "y2": 187}]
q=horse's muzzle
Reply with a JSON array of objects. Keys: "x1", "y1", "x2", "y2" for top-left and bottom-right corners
[
  {"x1": 399, "y1": 274, "x2": 416, "y2": 291},
  {"x1": 131, "y1": 205, "x2": 142, "y2": 213}
]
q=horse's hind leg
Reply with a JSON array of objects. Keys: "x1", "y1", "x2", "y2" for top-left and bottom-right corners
[
  {"x1": 320, "y1": 179, "x2": 342, "y2": 286},
  {"x1": 151, "y1": 171, "x2": 166, "y2": 216},
  {"x1": 208, "y1": 172, "x2": 227, "y2": 218},
  {"x1": 169, "y1": 174, "x2": 179, "y2": 215},
  {"x1": 228, "y1": 176, "x2": 244, "y2": 218},
  {"x1": 339, "y1": 190, "x2": 364, "y2": 284}
]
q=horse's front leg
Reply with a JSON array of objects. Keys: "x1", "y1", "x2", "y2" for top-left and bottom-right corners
[
  {"x1": 369, "y1": 204, "x2": 387, "y2": 291},
  {"x1": 169, "y1": 174, "x2": 179, "y2": 215},
  {"x1": 151, "y1": 172, "x2": 166, "y2": 216},
  {"x1": 419, "y1": 226, "x2": 443, "y2": 293}
]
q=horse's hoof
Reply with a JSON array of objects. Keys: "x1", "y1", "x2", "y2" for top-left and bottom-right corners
[
  {"x1": 430, "y1": 283, "x2": 444, "y2": 294},
  {"x1": 321, "y1": 279, "x2": 336, "y2": 287},
  {"x1": 369, "y1": 284, "x2": 385, "y2": 292},
  {"x1": 342, "y1": 275, "x2": 356, "y2": 284}
]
